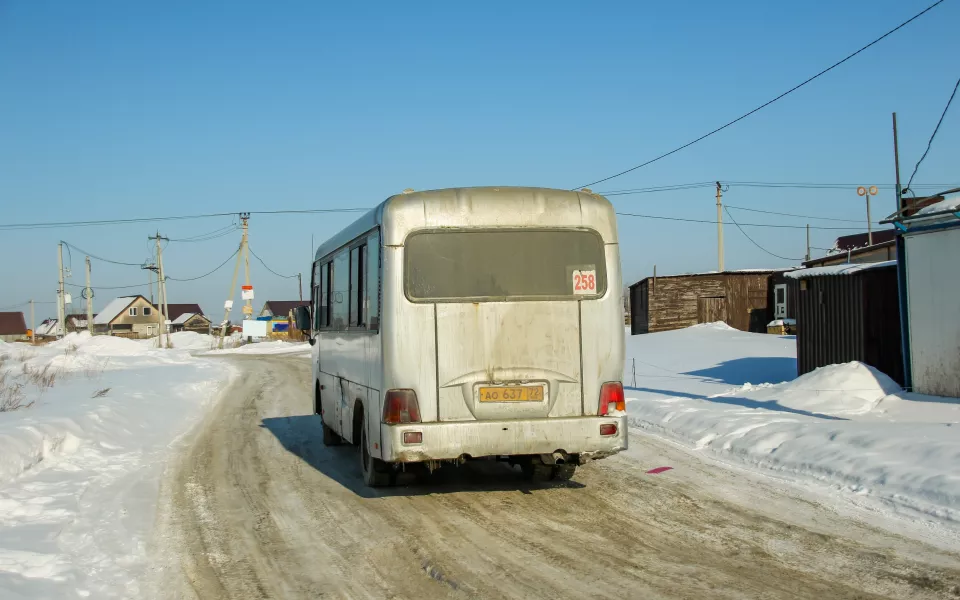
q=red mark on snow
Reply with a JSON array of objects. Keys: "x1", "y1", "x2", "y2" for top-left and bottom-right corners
[{"x1": 646, "y1": 466, "x2": 673, "y2": 475}]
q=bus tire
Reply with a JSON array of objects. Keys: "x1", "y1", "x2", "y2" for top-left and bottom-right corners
[
  {"x1": 553, "y1": 464, "x2": 577, "y2": 481},
  {"x1": 360, "y1": 415, "x2": 393, "y2": 487}
]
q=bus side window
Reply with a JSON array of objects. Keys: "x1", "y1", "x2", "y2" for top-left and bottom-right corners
[
  {"x1": 349, "y1": 245, "x2": 364, "y2": 327},
  {"x1": 332, "y1": 251, "x2": 349, "y2": 329},
  {"x1": 366, "y1": 231, "x2": 380, "y2": 331}
]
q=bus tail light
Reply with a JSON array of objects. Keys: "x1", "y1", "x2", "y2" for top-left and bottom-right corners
[
  {"x1": 383, "y1": 389, "x2": 421, "y2": 424},
  {"x1": 598, "y1": 382, "x2": 625, "y2": 415}
]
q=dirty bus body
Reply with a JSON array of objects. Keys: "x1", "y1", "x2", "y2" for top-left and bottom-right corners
[{"x1": 303, "y1": 187, "x2": 626, "y2": 486}]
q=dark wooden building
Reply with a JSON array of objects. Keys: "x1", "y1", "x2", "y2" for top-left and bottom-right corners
[
  {"x1": 629, "y1": 270, "x2": 788, "y2": 335},
  {"x1": 786, "y1": 261, "x2": 903, "y2": 385}
]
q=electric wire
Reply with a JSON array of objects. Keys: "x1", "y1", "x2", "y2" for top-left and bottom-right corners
[
  {"x1": 574, "y1": 0, "x2": 948, "y2": 189},
  {"x1": 903, "y1": 76, "x2": 960, "y2": 195},
  {"x1": 725, "y1": 205, "x2": 879, "y2": 224},
  {"x1": 723, "y1": 206, "x2": 804, "y2": 261},
  {"x1": 60, "y1": 241, "x2": 146, "y2": 267},
  {"x1": 165, "y1": 248, "x2": 241, "y2": 282},
  {"x1": 614, "y1": 212, "x2": 871, "y2": 230},
  {"x1": 249, "y1": 247, "x2": 298, "y2": 279}
]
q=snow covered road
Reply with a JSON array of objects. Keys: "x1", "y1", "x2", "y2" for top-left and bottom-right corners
[{"x1": 147, "y1": 355, "x2": 960, "y2": 599}]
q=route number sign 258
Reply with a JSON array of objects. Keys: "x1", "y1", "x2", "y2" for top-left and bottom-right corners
[{"x1": 572, "y1": 270, "x2": 597, "y2": 295}]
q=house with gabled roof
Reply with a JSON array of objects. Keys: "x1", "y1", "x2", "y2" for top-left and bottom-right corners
[
  {"x1": 0, "y1": 312, "x2": 27, "y2": 342},
  {"x1": 94, "y1": 295, "x2": 161, "y2": 337}
]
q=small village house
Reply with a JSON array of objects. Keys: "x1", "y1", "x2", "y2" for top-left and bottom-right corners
[
  {"x1": 628, "y1": 270, "x2": 789, "y2": 335},
  {"x1": 886, "y1": 189, "x2": 960, "y2": 397},
  {"x1": 0, "y1": 312, "x2": 27, "y2": 342},
  {"x1": 802, "y1": 230, "x2": 897, "y2": 268},
  {"x1": 786, "y1": 261, "x2": 902, "y2": 385},
  {"x1": 162, "y1": 304, "x2": 210, "y2": 333},
  {"x1": 258, "y1": 300, "x2": 308, "y2": 334},
  {"x1": 94, "y1": 295, "x2": 162, "y2": 337}
]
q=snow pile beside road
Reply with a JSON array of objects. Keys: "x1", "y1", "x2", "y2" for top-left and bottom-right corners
[
  {"x1": 624, "y1": 326, "x2": 960, "y2": 533},
  {"x1": 0, "y1": 334, "x2": 230, "y2": 599},
  {"x1": 204, "y1": 340, "x2": 310, "y2": 356}
]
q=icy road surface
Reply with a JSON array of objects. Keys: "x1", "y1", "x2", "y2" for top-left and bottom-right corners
[{"x1": 147, "y1": 355, "x2": 960, "y2": 599}]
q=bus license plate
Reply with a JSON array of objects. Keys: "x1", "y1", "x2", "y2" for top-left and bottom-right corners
[{"x1": 478, "y1": 386, "x2": 544, "y2": 402}]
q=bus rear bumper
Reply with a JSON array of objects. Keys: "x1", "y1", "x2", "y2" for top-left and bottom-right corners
[{"x1": 381, "y1": 415, "x2": 628, "y2": 463}]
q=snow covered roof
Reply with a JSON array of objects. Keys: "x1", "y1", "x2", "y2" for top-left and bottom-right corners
[
  {"x1": 914, "y1": 194, "x2": 960, "y2": 217},
  {"x1": 173, "y1": 312, "x2": 196, "y2": 325},
  {"x1": 785, "y1": 260, "x2": 896, "y2": 279},
  {"x1": 94, "y1": 296, "x2": 141, "y2": 325},
  {"x1": 34, "y1": 319, "x2": 58, "y2": 336},
  {"x1": 631, "y1": 268, "x2": 794, "y2": 285}
]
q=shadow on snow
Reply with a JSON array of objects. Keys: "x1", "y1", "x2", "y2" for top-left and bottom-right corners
[{"x1": 260, "y1": 415, "x2": 586, "y2": 499}]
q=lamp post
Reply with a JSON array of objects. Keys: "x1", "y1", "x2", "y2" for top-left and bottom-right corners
[{"x1": 857, "y1": 185, "x2": 878, "y2": 246}]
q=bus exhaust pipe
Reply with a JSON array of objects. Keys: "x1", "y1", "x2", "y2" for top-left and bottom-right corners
[{"x1": 542, "y1": 452, "x2": 568, "y2": 465}]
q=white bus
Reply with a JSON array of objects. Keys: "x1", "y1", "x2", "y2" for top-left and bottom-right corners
[{"x1": 296, "y1": 186, "x2": 627, "y2": 486}]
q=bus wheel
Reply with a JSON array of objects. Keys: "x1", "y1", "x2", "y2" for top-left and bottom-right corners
[
  {"x1": 360, "y1": 416, "x2": 393, "y2": 487},
  {"x1": 553, "y1": 464, "x2": 578, "y2": 481}
]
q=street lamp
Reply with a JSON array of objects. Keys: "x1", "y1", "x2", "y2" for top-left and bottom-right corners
[{"x1": 857, "y1": 185, "x2": 878, "y2": 245}]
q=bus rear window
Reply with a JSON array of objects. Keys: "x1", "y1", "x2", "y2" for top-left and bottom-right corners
[{"x1": 404, "y1": 229, "x2": 607, "y2": 301}]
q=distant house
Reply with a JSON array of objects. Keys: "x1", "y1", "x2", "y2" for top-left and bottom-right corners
[
  {"x1": 0, "y1": 312, "x2": 27, "y2": 342},
  {"x1": 34, "y1": 318, "x2": 60, "y2": 338},
  {"x1": 259, "y1": 301, "x2": 308, "y2": 319},
  {"x1": 159, "y1": 303, "x2": 204, "y2": 323},
  {"x1": 94, "y1": 295, "x2": 162, "y2": 337},
  {"x1": 65, "y1": 313, "x2": 94, "y2": 333},
  {"x1": 887, "y1": 190, "x2": 960, "y2": 397},
  {"x1": 628, "y1": 270, "x2": 790, "y2": 335},
  {"x1": 171, "y1": 312, "x2": 212, "y2": 333}
]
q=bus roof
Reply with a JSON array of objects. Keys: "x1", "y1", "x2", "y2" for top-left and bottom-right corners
[{"x1": 314, "y1": 186, "x2": 617, "y2": 262}]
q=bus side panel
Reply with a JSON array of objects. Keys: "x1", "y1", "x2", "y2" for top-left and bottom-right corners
[
  {"x1": 378, "y1": 246, "x2": 438, "y2": 461},
  {"x1": 580, "y1": 245, "x2": 625, "y2": 415}
]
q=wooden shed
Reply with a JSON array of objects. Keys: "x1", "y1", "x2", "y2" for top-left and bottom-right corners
[
  {"x1": 786, "y1": 261, "x2": 903, "y2": 385},
  {"x1": 628, "y1": 270, "x2": 788, "y2": 335}
]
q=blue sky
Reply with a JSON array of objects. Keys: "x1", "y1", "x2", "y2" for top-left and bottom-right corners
[{"x1": 1, "y1": 1, "x2": 957, "y2": 322}]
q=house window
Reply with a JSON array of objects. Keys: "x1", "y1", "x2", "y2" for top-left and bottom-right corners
[
  {"x1": 143, "y1": 307, "x2": 152, "y2": 317},
  {"x1": 129, "y1": 307, "x2": 138, "y2": 317}
]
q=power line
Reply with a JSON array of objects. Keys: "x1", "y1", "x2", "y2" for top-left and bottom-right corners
[
  {"x1": 615, "y1": 211, "x2": 871, "y2": 230},
  {"x1": 723, "y1": 207, "x2": 804, "y2": 261},
  {"x1": 249, "y1": 246, "x2": 298, "y2": 279},
  {"x1": 61, "y1": 241, "x2": 147, "y2": 267},
  {"x1": 904, "y1": 76, "x2": 960, "y2": 195},
  {"x1": 168, "y1": 224, "x2": 240, "y2": 243},
  {"x1": 65, "y1": 281, "x2": 149, "y2": 291},
  {"x1": 574, "y1": 0, "x2": 948, "y2": 189},
  {"x1": 0, "y1": 207, "x2": 369, "y2": 232},
  {"x1": 166, "y1": 248, "x2": 240, "y2": 282},
  {"x1": 725, "y1": 205, "x2": 879, "y2": 224}
]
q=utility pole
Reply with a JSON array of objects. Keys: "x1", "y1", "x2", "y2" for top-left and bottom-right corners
[
  {"x1": 29, "y1": 299, "x2": 35, "y2": 345},
  {"x1": 85, "y1": 257, "x2": 94, "y2": 335},
  {"x1": 219, "y1": 213, "x2": 251, "y2": 349},
  {"x1": 298, "y1": 273, "x2": 303, "y2": 302},
  {"x1": 57, "y1": 243, "x2": 66, "y2": 338},
  {"x1": 893, "y1": 112, "x2": 904, "y2": 213},
  {"x1": 149, "y1": 232, "x2": 170, "y2": 348},
  {"x1": 805, "y1": 224, "x2": 811, "y2": 262},
  {"x1": 715, "y1": 182, "x2": 724, "y2": 272},
  {"x1": 857, "y1": 186, "x2": 878, "y2": 246}
]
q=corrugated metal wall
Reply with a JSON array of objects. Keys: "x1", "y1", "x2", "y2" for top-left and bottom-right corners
[{"x1": 792, "y1": 266, "x2": 902, "y2": 385}]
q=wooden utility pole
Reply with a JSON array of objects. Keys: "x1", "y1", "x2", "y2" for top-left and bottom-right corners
[
  {"x1": 219, "y1": 213, "x2": 251, "y2": 349},
  {"x1": 805, "y1": 224, "x2": 811, "y2": 262},
  {"x1": 150, "y1": 233, "x2": 170, "y2": 348},
  {"x1": 893, "y1": 112, "x2": 904, "y2": 212},
  {"x1": 298, "y1": 273, "x2": 303, "y2": 302},
  {"x1": 85, "y1": 256, "x2": 94, "y2": 334},
  {"x1": 57, "y1": 243, "x2": 66, "y2": 338},
  {"x1": 715, "y1": 182, "x2": 724, "y2": 272}
]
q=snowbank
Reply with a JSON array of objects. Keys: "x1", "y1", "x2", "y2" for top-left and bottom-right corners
[
  {"x1": 0, "y1": 334, "x2": 231, "y2": 598},
  {"x1": 624, "y1": 325, "x2": 960, "y2": 538},
  {"x1": 203, "y1": 340, "x2": 310, "y2": 356}
]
